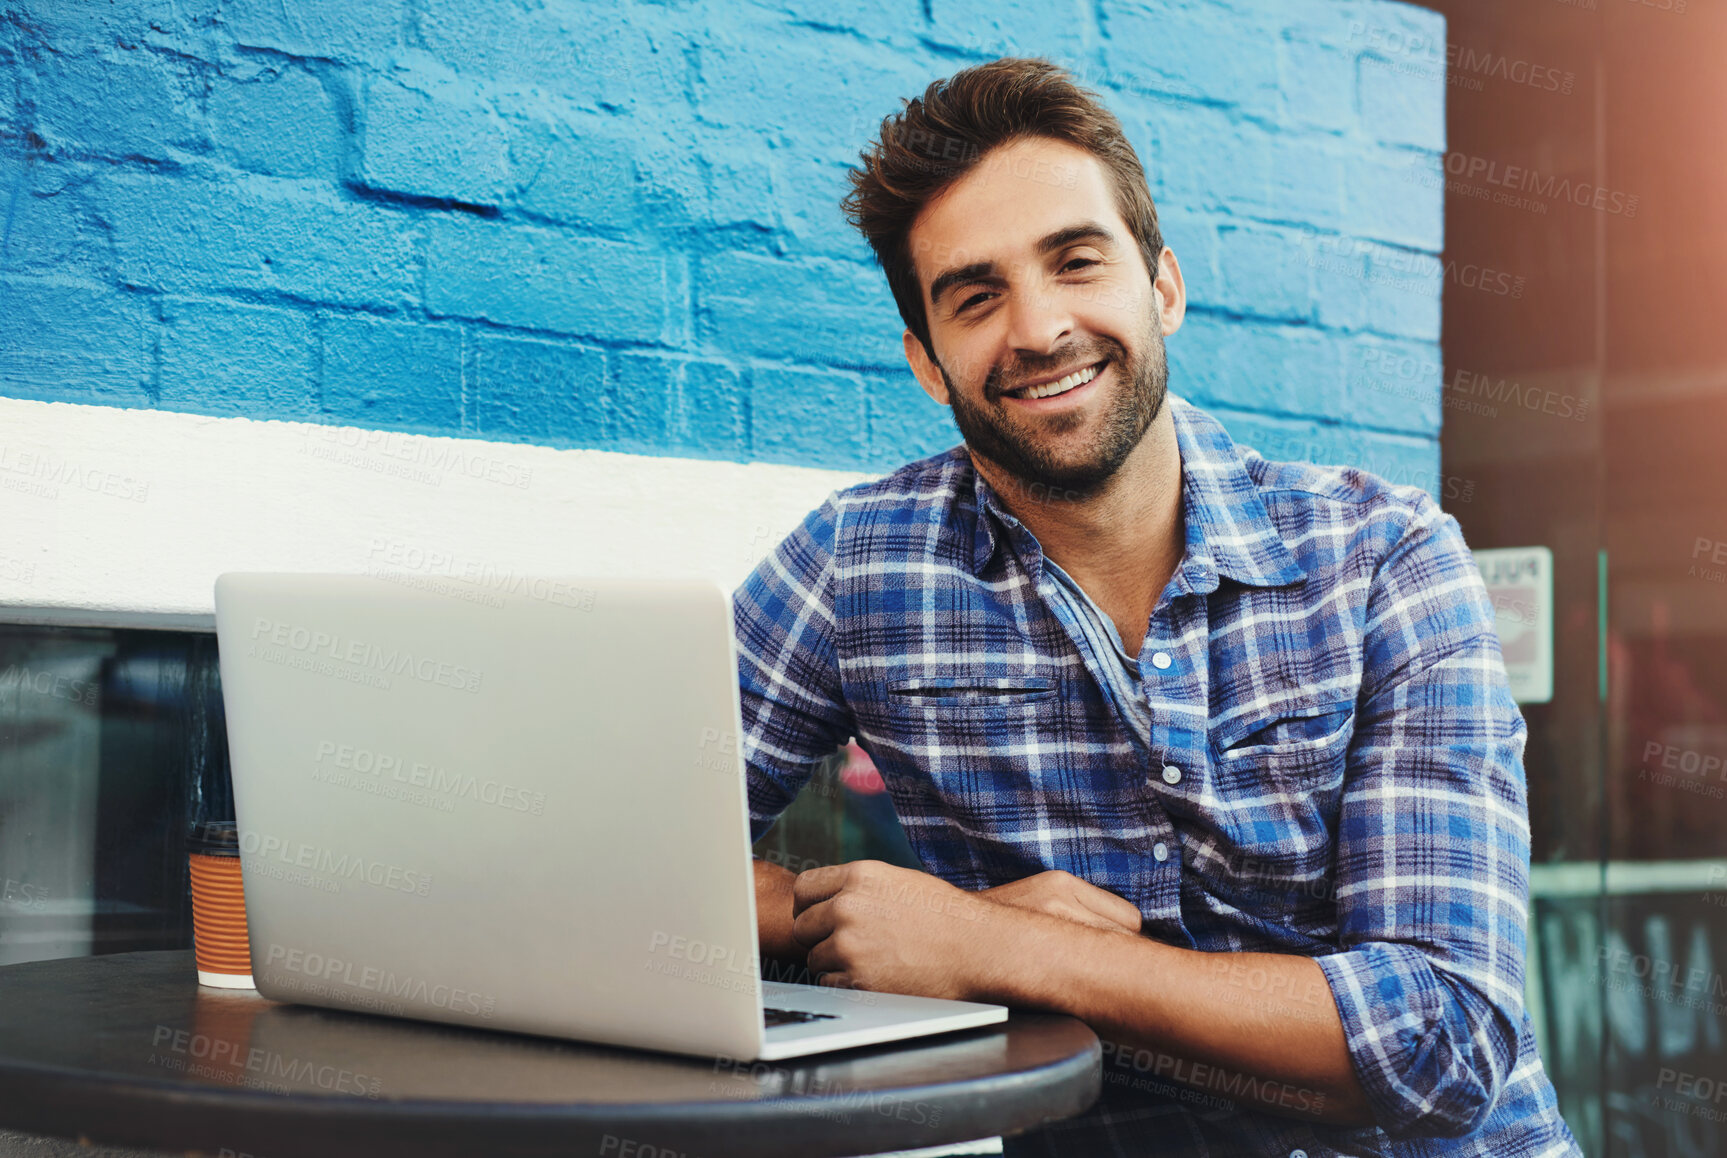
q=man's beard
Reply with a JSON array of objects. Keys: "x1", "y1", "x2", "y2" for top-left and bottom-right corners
[{"x1": 937, "y1": 320, "x2": 1169, "y2": 503}]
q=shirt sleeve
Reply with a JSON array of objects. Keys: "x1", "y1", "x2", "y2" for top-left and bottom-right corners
[
  {"x1": 1315, "y1": 492, "x2": 1534, "y2": 1140},
  {"x1": 732, "y1": 492, "x2": 856, "y2": 843}
]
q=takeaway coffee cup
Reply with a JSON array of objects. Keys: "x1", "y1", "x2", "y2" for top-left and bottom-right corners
[{"x1": 188, "y1": 820, "x2": 254, "y2": 989}]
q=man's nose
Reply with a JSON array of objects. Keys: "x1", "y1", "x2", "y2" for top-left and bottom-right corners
[{"x1": 1002, "y1": 280, "x2": 1074, "y2": 358}]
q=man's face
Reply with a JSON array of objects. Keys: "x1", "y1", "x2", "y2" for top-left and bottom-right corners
[{"x1": 902, "y1": 135, "x2": 1185, "y2": 500}]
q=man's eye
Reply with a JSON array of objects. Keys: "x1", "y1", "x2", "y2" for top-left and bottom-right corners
[
  {"x1": 957, "y1": 292, "x2": 994, "y2": 313},
  {"x1": 1061, "y1": 258, "x2": 1098, "y2": 273}
]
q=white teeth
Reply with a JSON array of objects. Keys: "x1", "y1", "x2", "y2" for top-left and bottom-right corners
[{"x1": 1017, "y1": 362, "x2": 1100, "y2": 401}]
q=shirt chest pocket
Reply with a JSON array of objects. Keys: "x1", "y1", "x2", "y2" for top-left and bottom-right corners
[
  {"x1": 1211, "y1": 700, "x2": 1355, "y2": 785},
  {"x1": 876, "y1": 673, "x2": 1065, "y2": 778},
  {"x1": 875, "y1": 669, "x2": 1130, "y2": 808},
  {"x1": 1204, "y1": 699, "x2": 1355, "y2": 917},
  {"x1": 868, "y1": 671, "x2": 1079, "y2": 883},
  {"x1": 885, "y1": 675, "x2": 1059, "y2": 710}
]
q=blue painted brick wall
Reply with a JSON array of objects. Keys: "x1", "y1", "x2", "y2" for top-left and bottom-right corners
[{"x1": 0, "y1": 0, "x2": 1446, "y2": 486}]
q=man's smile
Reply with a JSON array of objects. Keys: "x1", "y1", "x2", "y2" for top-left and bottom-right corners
[{"x1": 1002, "y1": 359, "x2": 1109, "y2": 405}]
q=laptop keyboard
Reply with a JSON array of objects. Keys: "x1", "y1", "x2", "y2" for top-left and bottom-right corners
[{"x1": 763, "y1": 1006, "x2": 840, "y2": 1027}]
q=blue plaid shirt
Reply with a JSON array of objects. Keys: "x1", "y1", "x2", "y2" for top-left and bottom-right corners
[{"x1": 734, "y1": 396, "x2": 1579, "y2": 1157}]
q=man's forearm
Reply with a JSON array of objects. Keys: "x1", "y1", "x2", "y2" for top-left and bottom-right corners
[
  {"x1": 783, "y1": 858, "x2": 1380, "y2": 1128},
  {"x1": 975, "y1": 910, "x2": 1377, "y2": 1127},
  {"x1": 753, "y1": 858, "x2": 807, "y2": 965}
]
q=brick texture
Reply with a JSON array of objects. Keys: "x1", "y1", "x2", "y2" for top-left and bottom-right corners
[{"x1": 0, "y1": 0, "x2": 1447, "y2": 482}]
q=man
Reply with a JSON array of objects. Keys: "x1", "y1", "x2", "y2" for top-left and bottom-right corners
[{"x1": 734, "y1": 57, "x2": 1579, "y2": 1157}]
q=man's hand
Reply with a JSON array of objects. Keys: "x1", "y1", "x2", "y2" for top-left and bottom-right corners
[
  {"x1": 977, "y1": 869, "x2": 1142, "y2": 935},
  {"x1": 753, "y1": 857, "x2": 806, "y2": 965},
  {"x1": 790, "y1": 860, "x2": 1005, "y2": 1000}
]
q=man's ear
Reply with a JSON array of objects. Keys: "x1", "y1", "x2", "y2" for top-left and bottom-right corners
[
  {"x1": 903, "y1": 330, "x2": 950, "y2": 406},
  {"x1": 1153, "y1": 246, "x2": 1187, "y2": 338}
]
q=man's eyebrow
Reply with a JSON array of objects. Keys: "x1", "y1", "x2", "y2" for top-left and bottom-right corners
[
  {"x1": 928, "y1": 261, "x2": 996, "y2": 310},
  {"x1": 926, "y1": 222, "x2": 1121, "y2": 310},
  {"x1": 1034, "y1": 222, "x2": 1119, "y2": 257}
]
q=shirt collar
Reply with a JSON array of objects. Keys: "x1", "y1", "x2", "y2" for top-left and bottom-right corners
[{"x1": 966, "y1": 395, "x2": 1306, "y2": 592}]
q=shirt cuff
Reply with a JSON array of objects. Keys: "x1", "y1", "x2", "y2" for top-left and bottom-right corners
[{"x1": 1318, "y1": 942, "x2": 1508, "y2": 1139}]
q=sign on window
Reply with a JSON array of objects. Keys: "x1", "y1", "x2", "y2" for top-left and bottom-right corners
[{"x1": 1472, "y1": 546, "x2": 1554, "y2": 705}]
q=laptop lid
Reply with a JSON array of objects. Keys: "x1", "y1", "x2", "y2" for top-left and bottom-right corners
[{"x1": 214, "y1": 572, "x2": 768, "y2": 1060}]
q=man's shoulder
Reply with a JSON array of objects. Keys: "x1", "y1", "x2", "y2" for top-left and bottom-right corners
[
  {"x1": 1231, "y1": 435, "x2": 1482, "y2": 636},
  {"x1": 829, "y1": 444, "x2": 974, "y2": 510},
  {"x1": 757, "y1": 447, "x2": 971, "y2": 589},
  {"x1": 1174, "y1": 396, "x2": 1426, "y2": 503},
  {"x1": 1249, "y1": 452, "x2": 1436, "y2": 524},
  {"x1": 792, "y1": 445, "x2": 984, "y2": 578},
  {"x1": 1171, "y1": 397, "x2": 1456, "y2": 571},
  {"x1": 1229, "y1": 436, "x2": 1446, "y2": 549}
]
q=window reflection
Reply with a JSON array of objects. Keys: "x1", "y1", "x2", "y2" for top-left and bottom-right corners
[{"x1": 0, "y1": 626, "x2": 223, "y2": 966}]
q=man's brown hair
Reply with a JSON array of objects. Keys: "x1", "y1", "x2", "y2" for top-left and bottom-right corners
[{"x1": 841, "y1": 56, "x2": 1163, "y2": 359}]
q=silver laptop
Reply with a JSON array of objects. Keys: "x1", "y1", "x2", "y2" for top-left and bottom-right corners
[{"x1": 213, "y1": 571, "x2": 1008, "y2": 1061}]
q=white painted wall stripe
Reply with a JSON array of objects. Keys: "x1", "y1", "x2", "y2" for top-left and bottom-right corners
[{"x1": 0, "y1": 398, "x2": 879, "y2": 629}]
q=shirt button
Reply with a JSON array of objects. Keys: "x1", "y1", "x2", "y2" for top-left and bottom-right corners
[
  {"x1": 1161, "y1": 764, "x2": 1182, "y2": 785},
  {"x1": 1290, "y1": 1151, "x2": 1309, "y2": 1158},
  {"x1": 1152, "y1": 842, "x2": 1169, "y2": 862},
  {"x1": 1151, "y1": 651, "x2": 1172, "y2": 670}
]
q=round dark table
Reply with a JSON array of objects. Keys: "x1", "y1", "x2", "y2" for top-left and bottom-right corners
[{"x1": 0, "y1": 951, "x2": 1100, "y2": 1158}]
